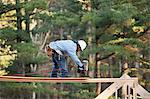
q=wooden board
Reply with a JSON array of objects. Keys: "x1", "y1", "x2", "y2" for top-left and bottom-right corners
[{"x1": 0, "y1": 76, "x2": 137, "y2": 83}]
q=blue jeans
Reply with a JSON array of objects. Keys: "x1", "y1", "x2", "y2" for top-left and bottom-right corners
[{"x1": 50, "y1": 51, "x2": 68, "y2": 77}]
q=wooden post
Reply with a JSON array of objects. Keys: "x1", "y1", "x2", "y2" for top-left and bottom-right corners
[
  {"x1": 122, "y1": 83, "x2": 127, "y2": 99},
  {"x1": 132, "y1": 82, "x2": 137, "y2": 99},
  {"x1": 128, "y1": 85, "x2": 131, "y2": 99},
  {"x1": 95, "y1": 54, "x2": 101, "y2": 95},
  {"x1": 115, "y1": 90, "x2": 118, "y2": 99}
]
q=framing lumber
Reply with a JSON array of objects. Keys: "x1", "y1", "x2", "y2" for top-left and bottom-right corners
[{"x1": 0, "y1": 76, "x2": 137, "y2": 83}]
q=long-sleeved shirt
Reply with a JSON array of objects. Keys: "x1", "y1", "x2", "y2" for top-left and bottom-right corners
[{"x1": 49, "y1": 40, "x2": 83, "y2": 67}]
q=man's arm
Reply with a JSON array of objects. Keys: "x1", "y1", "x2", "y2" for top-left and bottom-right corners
[
  {"x1": 67, "y1": 50, "x2": 83, "y2": 67},
  {"x1": 67, "y1": 50, "x2": 85, "y2": 75}
]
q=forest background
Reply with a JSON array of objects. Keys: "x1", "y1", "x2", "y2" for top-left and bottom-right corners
[{"x1": 0, "y1": 0, "x2": 150, "y2": 98}]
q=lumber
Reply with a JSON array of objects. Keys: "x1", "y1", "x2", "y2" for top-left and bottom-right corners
[
  {"x1": 123, "y1": 74, "x2": 150, "y2": 99},
  {"x1": 95, "y1": 74, "x2": 127, "y2": 99},
  {"x1": 0, "y1": 76, "x2": 137, "y2": 83}
]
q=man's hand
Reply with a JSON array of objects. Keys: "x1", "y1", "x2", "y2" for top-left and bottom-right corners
[{"x1": 77, "y1": 65, "x2": 85, "y2": 77}]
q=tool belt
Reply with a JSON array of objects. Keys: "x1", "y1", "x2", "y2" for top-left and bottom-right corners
[
  {"x1": 46, "y1": 46, "x2": 63, "y2": 57},
  {"x1": 45, "y1": 46, "x2": 53, "y2": 57}
]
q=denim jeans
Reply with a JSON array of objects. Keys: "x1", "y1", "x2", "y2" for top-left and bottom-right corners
[{"x1": 50, "y1": 51, "x2": 68, "y2": 77}]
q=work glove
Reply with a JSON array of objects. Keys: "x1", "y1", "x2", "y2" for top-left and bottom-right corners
[{"x1": 77, "y1": 65, "x2": 85, "y2": 77}]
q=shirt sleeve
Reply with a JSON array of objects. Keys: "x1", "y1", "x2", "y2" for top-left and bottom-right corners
[{"x1": 67, "y1": 50, "x2": 83, "y2": 67}]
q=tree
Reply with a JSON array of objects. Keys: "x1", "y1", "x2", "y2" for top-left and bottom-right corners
[
  {"x1": 0, "y1": 39, "x2": 17, "y2": 75},
  {"x1": 0, "y1": 0, "x2": 49, "y2": 75},
  {"x1": 78, "y1": 0, "x2": 150, "y2": 94}
]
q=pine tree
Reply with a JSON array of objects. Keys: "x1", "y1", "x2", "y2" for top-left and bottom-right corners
[{"x1": 0, "y1": 39, "x2": 17, "y2": 75}]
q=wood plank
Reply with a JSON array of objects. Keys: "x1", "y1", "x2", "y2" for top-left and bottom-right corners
[
  {"x1": 0, "y1": 76, "x2": 87, "y2": 83},
  {"x1": 136, "y1": 84, "x2": 150, "y2": 99},
  {"x1": 95, "y1": 81, "x2": 125, "y2": 99},
  {"x1": 0, "y1": 76, "x2": 137, "y2": 83}
]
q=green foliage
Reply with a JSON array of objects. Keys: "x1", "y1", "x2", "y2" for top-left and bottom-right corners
[
  {"x1": 51, "y1": 11, "x2": 80, "y2": 27},
  {"x1": 81, "y1": 10, "x2": 112, "y2": 27},
  {"x1": 14, "y1": 42, "x2": 38, "y2": 64},
  {"x1": 107, "y1": 38, "x2": 144, "y2": 47},
  {"x1": 24, "y1": 0, "x2": 47, "y2": 11},
  {"x1": 0, "y1": 28, "x2": 30, "y2": 43},
  {"x1": 0, "y1": 39, "x2": 17, "y2": 75},
  {"x1": 34, "y1": 53, "x2": 48, "y2": 64},
  {"x1": 91, "y1": 37, "x2": 146, "y2": 62},
  {"x1": 111, "y1": 3, "x2": 138, "y2": 23},
  {"x1": 17, "y1": 30, "x2": 31, "y2": 42},
  {"x1": 63, "y1": 0, "x2": 82, "y2": 13},
  {"x1": 0, "y1": 82, "x2": 96, "y2": 98},
  {"x1": 0, "y1": 27, "x2": 17, "y2": 42},
  {"x1": 14, "y1": 42, "x2": 48, "y2": 64}
]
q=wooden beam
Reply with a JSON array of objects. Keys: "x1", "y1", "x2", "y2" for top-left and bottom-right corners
[
  {"x1": 135, "y1": 84, "x2": 150, "y2": 99},
  {"x1": 0, "y1": 76, "x2": 87, "y2": 83},
  {"x1": 0, "y1": 76, "x2": 137, "y2": 83}
]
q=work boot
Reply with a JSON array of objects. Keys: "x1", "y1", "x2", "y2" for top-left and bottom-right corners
[{"x1": 50, "y1": 72, "x2": 58, "y2": 77}]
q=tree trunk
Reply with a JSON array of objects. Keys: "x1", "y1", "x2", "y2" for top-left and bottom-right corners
[
  {"x1": 16, "y1": 0, "x2": 22, "y2": 42},
  {"x1": 25, "y1": 0, "x2": 30, "y2": 33},
  {"x1": 94, "y1": 53, "x2": 98, "y2": 77},
  {"x1": 108, "y1": 57, "x2": 113, "y2": 77},
  {"x1": 59, "y1": 27, "x2": 64, "y2": 40},
  {"x1": 95, "y1": 53, "x2": 101, "y2": 95},
  {"x1": 16, "y1": 0, "x2": 22, "y2": 30}
]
